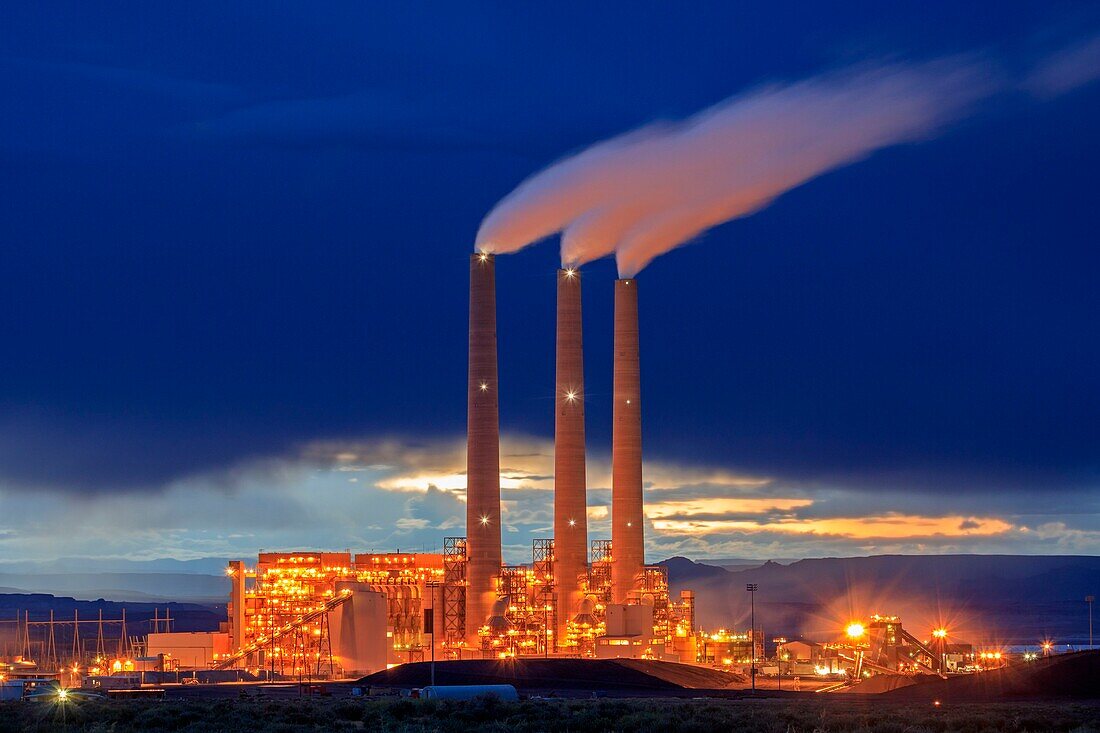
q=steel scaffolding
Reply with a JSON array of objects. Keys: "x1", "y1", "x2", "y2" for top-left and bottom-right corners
[{"x1": 442, "y1": 536, "x2": 467, "y2": 654}]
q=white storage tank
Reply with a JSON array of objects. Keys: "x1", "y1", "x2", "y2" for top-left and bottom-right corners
[{"x1": 420, "y1": 684, "x2": 518, "y2": 701}]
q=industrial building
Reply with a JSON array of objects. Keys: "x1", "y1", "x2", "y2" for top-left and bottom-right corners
[
  {"x1": 202, "y1": 255, "x2": 699, "y2": 675},
  {"x1": 169, "y1": 257, "x2": 985, "y2": 682}
]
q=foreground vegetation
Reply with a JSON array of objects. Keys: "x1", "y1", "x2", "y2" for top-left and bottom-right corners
[{"x1": 2, "y1": 696, "x2": 1099, "y2": 732}]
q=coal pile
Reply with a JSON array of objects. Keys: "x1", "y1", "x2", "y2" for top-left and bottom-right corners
[
  {"x1": 359, "y1": 658, "x2": 744, "y2": 692},
  {"x1": 886, "y1": 651, "x2": 1100, "y2": 701}
]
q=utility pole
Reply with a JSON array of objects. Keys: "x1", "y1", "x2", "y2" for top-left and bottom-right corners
[
  {"x1": 746, "y1": 584, "x2": 758, "y2": 693},
  {"x1": 426, "y1": 581, "x2": 439, "y2": 687},
  {"x1": 777, "y1": 638, "x2": 782, "y2": 692},
  {"x1": 119, "y1": 608, "x2": 128, "y2": 658},
  {"x1": 96, "y1": 609, "x2": 105, "y2": 661},
  {"x1": 22, "y1": 611, "x2": 31, "y2": 660},
  {"x1": 47, "y1": 610, "x2": 56, "y2": 670},
  {"x1": 1088, "y1": 596, "x2": 1095, "y2": 649},
  {"x1": 72, "y1": 609, "x2": 80, "y2": 664}
]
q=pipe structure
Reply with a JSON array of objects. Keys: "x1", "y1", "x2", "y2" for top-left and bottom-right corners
[
  {"x1": 611, "y1": 278, "x2": 644, "y2": 603},
  {"x1": 554, "y1": 267, "x2": 588, "y2": 646},
  {"x1": 466, "y1": 252, "x2": 502, "y2": 642},
  {"x1": 228, "y1": 560, "x2": 246, "y2": 653}
]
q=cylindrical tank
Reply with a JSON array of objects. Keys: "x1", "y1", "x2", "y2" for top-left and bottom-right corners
[{"x1": 421, "y1": 684, "x2": 518, "y2": 701}]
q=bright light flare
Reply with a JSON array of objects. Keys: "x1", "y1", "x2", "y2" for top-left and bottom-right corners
[
  {"x1": 479, "y1": 514, "x2": 490, "y2": 526},
  {"x1": 565, "y1": 390, "x2": 578, "y2": 402},
  {"x1": 845, "y1": 622, "x2": 866, "y2": 639},
  {"x1": 932, "y1": 628, "x2": 948, "y2": 639}
]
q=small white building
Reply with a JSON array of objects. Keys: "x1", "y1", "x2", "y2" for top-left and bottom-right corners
[
  {"x1": 776, "y1": 640, "x2": 828, "y2": 675},
  {"x1": 329, "y1": 583, "x2": 389, "y2": 676},
  {"x1": 146, "y1": 631, "x2": 231, "y2": 669},
  {"x1": 594, "y1": 604, "x2": 676, "y2": 661}
]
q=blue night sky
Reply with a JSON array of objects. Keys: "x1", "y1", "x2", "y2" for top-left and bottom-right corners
[{"x1": 0, "y1": 2, "x2": 1097, "y2": 564}]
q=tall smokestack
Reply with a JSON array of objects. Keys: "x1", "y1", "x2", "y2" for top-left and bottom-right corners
[
  {"x1": 611, "y1": 278, "x2": 644, "y2": 603},
  {"x1": 466, "y1": 252, "x2": 502, "y2": 642},
  {"x1": 554, "y1": 267, "x2": 587, "y2": 646}
]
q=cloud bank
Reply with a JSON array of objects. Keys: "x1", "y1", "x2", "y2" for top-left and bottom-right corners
[{"x1": 4, "y1": 434, "x2": 1095, "y2": 564}]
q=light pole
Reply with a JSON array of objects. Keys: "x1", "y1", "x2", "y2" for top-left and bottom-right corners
[
  {"x1": 426, "y1": 581, "x2": 439, "y2": 687},
  {"x1": 932, "y1": 628, "x2": 948, "y2": 673},
  {"x1": 776, "y1": 638, "x2": 783, "y2": 692},
  {"x1": 746, "y1": 583, "x2": 758, "y2": 693},
  {"x1": 1087, "y1": 596, "x2": 1095, "y2": 650}
]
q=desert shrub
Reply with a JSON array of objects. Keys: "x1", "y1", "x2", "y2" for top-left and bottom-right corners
[
  {"x1": 333, "y1": 701, "x2": 363, "y2": 721},
  {"x1": 0, "y1": 705, "x2": 22, "y2": 733},
  {"x1": 2, "y1": 694, "x2": 1100, "y2": 732},
  {"x1": 387, "y1": 697, "x2": 417, "y2": 720}
]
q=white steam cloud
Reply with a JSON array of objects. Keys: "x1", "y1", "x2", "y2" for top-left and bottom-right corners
[{"x1": 476, "y1": 38, "x2": 1099, "y2": 276}]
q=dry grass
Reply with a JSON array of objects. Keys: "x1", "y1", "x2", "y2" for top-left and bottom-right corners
[{"x1": 2, "y1": 696, "x2": 1099, "y2": 732}]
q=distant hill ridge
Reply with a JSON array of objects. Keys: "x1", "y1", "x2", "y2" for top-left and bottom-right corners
[
  {"x1": 0, "y1": 592, "x2": 225, "y2": 635},
  {"x1": 658, "y1": 554, "x2": 1100, "y2": 644},
  {"x1": 0, "y1": 557, "x2": 231, "y2": 575},
  {"x1": 0, "y1": 572, "x2": 229, "y2": 603},
  {"x1": 1, "y1": 554, "x2": 1094, "y2": 644}
]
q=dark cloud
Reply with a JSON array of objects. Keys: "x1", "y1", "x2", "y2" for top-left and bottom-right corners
[
  {"x1": 0, "y1": 433, "x2": 1096, "y2": 562},
  {"x1": 0, "y1": 411, "x2": 298, "y2": 493},
  {"x1": 786, "y1": 485, "x2": 1100, "y2": 520}
]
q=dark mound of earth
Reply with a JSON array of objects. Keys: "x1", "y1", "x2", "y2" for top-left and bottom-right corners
[
  {"x1": 838, "y1": 673, "x2": 933, "y2": 693},
  {"x1": 359, "y1": 658, "x2": 744, "y2": 691},
  {"x1": 886, "y1": 651, "x2": 1100, "y2": 701}
]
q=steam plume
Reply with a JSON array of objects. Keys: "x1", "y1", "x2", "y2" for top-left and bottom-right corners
[{"x1": 476, "y1": 57, "x2": 995, "y2": 275}]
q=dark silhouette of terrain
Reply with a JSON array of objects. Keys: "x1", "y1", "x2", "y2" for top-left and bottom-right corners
[
  {"x1": 885, "y1": 650, "x2": 1100, "y2": 700},
  {"x1": 359, "y1": 658, "x2": 745, "y2": 691},
  {"x1": 661, "y1": 555, "x2": 1100, "y2": 644}
]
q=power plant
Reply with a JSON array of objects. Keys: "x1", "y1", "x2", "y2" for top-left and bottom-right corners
[
  {"x1": 0, "y1": 255, "x2": 1028, "y2": 691},
  {"x1": 183, "y1": 254, "x2": 697, "y2": 675}
]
